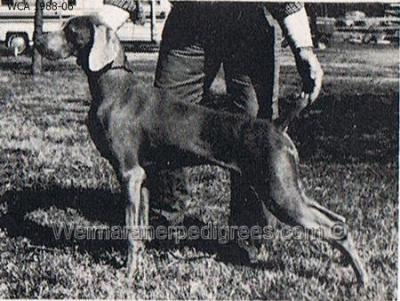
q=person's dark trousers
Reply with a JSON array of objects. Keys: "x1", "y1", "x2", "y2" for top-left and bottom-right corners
[{"x1": 154, "y1": 3, "x2": 280, "y2": 248}]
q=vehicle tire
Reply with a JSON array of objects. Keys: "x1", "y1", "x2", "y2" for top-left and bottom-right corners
[{"x1": 6, "y1": 33, "x2": 28, "y2": 56}]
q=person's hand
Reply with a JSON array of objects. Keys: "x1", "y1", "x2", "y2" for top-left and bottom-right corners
[{"x1": 294, "y1": 47, "x2": 323, "y2": 104}]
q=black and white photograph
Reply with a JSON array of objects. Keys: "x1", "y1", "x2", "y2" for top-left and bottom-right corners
[{"x1": 0, "y1": 0, "x2": 397, "y2": 299}]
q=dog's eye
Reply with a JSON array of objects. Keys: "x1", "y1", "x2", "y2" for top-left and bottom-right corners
[
  {"x1": 65, "y1": 26, "x2": 91, "y2": 49},
  {"x1": 65, "y1": 29, "x2": 80, "y2": 45}
]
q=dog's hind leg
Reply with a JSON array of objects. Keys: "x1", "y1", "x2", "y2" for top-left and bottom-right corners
[
  {"x1": 123, "y1": 165, "x2": 148, "y2": 278},
  {"x1": 259, "y1": 139, "x2": 368, "y2": 286}
]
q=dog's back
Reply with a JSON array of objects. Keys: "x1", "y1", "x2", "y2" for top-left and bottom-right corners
[
  {"x1": 110, "y1": 82, "x2": 282, "y2": 174},
  {"x1": 36, "y1": 16, "x2": 368, "y2": 286}
]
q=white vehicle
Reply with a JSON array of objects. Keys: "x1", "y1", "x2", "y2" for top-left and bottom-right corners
[
  {"x1": 0, "y1": 0, "x2": 168, "y2": 55},
  {"x1": 141, "y1": 0, "x2": 170, "y2": 18}
]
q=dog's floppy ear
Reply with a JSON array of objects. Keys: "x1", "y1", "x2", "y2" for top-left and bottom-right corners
[{"x1": 88, "y1": 24, "x2": 118, "y2": 72}]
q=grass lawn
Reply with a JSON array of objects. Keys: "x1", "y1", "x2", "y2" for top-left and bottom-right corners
[{"x1": 0, "y1": 44, "x2": 398, "y2": 299}]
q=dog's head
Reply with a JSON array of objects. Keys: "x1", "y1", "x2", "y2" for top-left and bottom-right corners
[{"x1": 36, "y1": 16, "x2": 122, "y2": 72}]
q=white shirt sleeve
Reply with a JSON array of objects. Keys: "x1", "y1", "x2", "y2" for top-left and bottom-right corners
[{"x1": 282, "y1": 7, "x2": 313, "y2": 48}]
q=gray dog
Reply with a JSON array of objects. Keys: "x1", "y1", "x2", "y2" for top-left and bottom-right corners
[{"x1": 36, "y1": 16, "x2": 368, "y2": 286}]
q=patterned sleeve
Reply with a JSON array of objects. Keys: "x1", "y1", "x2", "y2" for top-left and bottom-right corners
[
  {"x1": 104, "y1": 0, "x2": 136, "y2": 13},
  {"x1": 265, "y1": 2, "x2": 304, "y2": 21}
]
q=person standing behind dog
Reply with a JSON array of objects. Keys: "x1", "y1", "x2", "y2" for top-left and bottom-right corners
[
  {"x1": 96, "y1": 1, "x2": 323, "y2": 256},
  {"x1": 151, "y1": 2, "x2": 322, "y2": 253},
  {"x1": 96, "y1": 1, "x2": 322, "y2": 118}
]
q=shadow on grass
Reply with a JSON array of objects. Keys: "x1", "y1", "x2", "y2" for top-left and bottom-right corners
[
  {"x1": 0, "y1": 187, "x2": 127, "y2": 267},
  {"x1": 0, "y1": 186, "x2": 357, "y2": 285},
  {"x1": 287, "y1": 93, "x2": 398, "y2": 164},
  {"x1": 0, "y1": 186, "x2": 263, "y2": 269},
  {"x1": 204, "y1": 92, "x2": 398, "y2": 164}
]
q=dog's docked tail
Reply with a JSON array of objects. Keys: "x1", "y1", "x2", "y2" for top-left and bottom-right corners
[{"x1": 273, "y1": 96, "x2": 310, "y2": 132}]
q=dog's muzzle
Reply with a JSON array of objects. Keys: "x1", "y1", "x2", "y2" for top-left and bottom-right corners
[{"x1": 35, "y1": 32, "x2": 72, "y2": 60}]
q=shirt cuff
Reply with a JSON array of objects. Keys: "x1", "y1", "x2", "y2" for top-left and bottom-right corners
[
  {"x1": 104, "y1": 0, "x2": 136, "y2": 13},
  {"x1": 267, "y1": 2, "x2": 304, "y2": 20}
]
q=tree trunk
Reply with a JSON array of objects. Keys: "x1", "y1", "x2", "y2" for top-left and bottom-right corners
[{"x1": 32, "y1": 0, "x2": 44, "y2": 75}]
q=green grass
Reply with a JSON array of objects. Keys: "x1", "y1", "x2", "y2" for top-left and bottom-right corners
[{"x1": 0, "y1": 45, "x2": 398, "y2": 299}]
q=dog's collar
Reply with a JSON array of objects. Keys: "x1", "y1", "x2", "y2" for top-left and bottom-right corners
[
  {"x1": 86, "y1": 63, "x2": 133, "y2": 76},
  {"x1": 109, "y1": 65, "x2": 133, "y2": 73}
]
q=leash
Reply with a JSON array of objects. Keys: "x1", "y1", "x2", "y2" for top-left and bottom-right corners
[{"x1": 274, "y1": 94, "x2": 310, "y2": 131}]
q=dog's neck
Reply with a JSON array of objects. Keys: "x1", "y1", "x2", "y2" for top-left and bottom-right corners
[
  {"x1": 80, "y1": 42, "x2": 130, "y2": 76},
  {"x1": 86, "y1": 51, "x2": 135, "y2": 110}
]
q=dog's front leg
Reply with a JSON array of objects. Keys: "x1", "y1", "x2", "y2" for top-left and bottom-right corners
[{"x1": 123, "y1": 165, "x2": 148, "y2": 278}]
